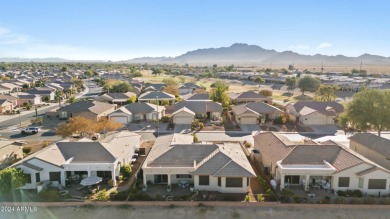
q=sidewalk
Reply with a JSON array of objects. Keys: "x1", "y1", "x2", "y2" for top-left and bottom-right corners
[{"x1": 0, "y1": 103, "x2": 58, "y2": 123}]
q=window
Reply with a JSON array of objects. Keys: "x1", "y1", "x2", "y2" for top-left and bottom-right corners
[
  {"x1": 218, "y1": 177, "x2": 221, "y2": 187},
  {"x1": 247, "y1": 177, "x2": 250, "y2": 186},
  {"x1": 49, "y1": 172, "x2": 61, "y2": 182},
  {"x1": 35, "y1": 173, "x2": 40, "y2": 183},
  {"x1": 285, "y1": 175, "x2": 300, "y2": 184},
  {"x1": 338, "y1": 177, "x2": 350, "y2": 187},
  {"x1": 368, "y1": 179, "x2": 386, "y2": 189},
  {"x1": 24, "y1": 174, "x2": 31, "y2": 184},
  {"x1": 226, "y1": 177, "x2": 243, "y2": 188},
  {"x1": 199, "y1": 176, "x2": 209, "y2": 186},
  {"x1": 358, "y1": 178, "x2": 364, "y2": 188},
  {"x1": 176, "y1": 174, "x2": 192, "y2": 179}
]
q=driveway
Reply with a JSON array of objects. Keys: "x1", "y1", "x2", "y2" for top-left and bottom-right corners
[
  {"x1": 174, "y1": 124, "x2": 191, "y2": 133},
  {"x1": 308, "y1": 125, "x2": 340, "y2": 134},
  {"x1": 240, "y1": 124, "x2": 261, "y2": 133}
]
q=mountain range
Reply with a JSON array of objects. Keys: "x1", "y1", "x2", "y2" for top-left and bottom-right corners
[{"x1": 2, "y1": 43, "x2": 390, "y2": 67}]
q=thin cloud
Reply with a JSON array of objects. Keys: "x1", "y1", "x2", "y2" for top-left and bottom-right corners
[
  {"x1": 0, "y1": 26, "x2": 29, "y2": 45},
  {"x1": 289, "y1": 44, "x2": 311, "y2": 50},
  {"x1": 317, "y1": 43, "x2": 332, "y2": 49}
]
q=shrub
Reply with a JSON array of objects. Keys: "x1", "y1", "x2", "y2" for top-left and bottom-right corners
[
  {"x1": 192, "y1": 134, "x2": 199, "y2": 142},
  {"x1": 257, "y1": 194, "x2": 265, "y2": 202},
  {"x1": 111, "y1": 191, "x2": 128, "y2": 201},
  {"x1": 96, "y1": 189, "x2": 109, "y2": 201},
  {"x1": 259, "y1": 89, "x2": 273, "y2": 97},
  {"x1": 199, "y1": 122, "x2": 204, "y2": 130},
  {"x1": 22, "y1": 147, "x2": 32, "y2": 154},
  {"x1": 42, "y1": 142, "x2": 49, "y2": 148},
  {"x1": 353, "y1": 190, "x2": 363, "y2": 197},
  {"x1": 44, "y1": 96, "x2": 50, "y2": 102},
  {"x1": 160, "y1": 116, "x2": 170, "y2": 123},
  {"x1": 244, "y1": 142, "x2": 252, "y2": 148},
  {"x1": 350, "y1": 197, "x2": 363, "y2": 204},
  {"x1": 244, "y1": 195, "x2": 251, "y2": 202},
  {"x1": 337, "y1": 190, "x2": 346, "y2": 197},
  {"x1": 273, "y1": 116, "x2": 286, "y2": 125},
  {"x1": 155, "y1": 194, "x2": 163, "y2": 201},
  {"x1": 293, "y1": 195, "x2": 302, "y2": 203},
  {"x1": 120, "y1": 164, "x2": 132, "y2": 177}
]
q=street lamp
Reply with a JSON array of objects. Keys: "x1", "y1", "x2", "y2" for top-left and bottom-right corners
[
  {"x1": 16, "y1": 88, "x2": 21, "y2": 126},
  {"x1": 156, "y1": 96, "x2": 159, "y2": 137}
]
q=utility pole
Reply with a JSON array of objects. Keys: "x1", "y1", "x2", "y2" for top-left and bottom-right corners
[{"x1": 360, "y1": 61, "x2": 363, "y2": 72}]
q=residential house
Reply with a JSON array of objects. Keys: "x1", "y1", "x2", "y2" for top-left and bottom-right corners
[
  {"x1": 142, "y1": 134, "x2": 256, "y2": 193},
  {"x1": 0, "y1": 82, "x2": 21, "y2": 94},
  {"x1": 57, "y1": 101, "x2": 117, "y2": 120},
  {"x1": 12, "y1": 131, "x2": 140, "y2": 189},
  {"x1": 0, "y1": 99, "x2": 14, "y2": 113},
  {"x1": 350, "y1": 133, "x2": 390, "y2": 170},
  {"x1": 183, "y1": 93, "x2": 211, "y2": 101},
  {"x1": 231, "y1": 102, "x2": 283, "y2": 125},
  {"x1": 16, "y1": 94, "x2": 42, "y2": 106},
  {"x1": 178, "y1": 83, "x2": 202, "y2": 95},
  {"x1": 138, "y1": 91, "x2": 175, "y2": 104},
  {"x1": 286, "y1": 101, "x2": 344, "y2": 125},
  {"x1": 96, "y1": 92, "x2": 137, "y2": 105},
  {"x1": 143, "y1": 83, "x2": 166, "y2": 92},
  {"x1": 26, "y1": 88, "x2": 55, "y2": 101},
  {"x1": 253, "y1": 132, "x2": 390, "y2": 195},
  {"x1": 0, "y1": 94, "x2": 18, "y2": 108},
  {"x1": 0, "y1": 140, "x2": 25, "y2": 169},
  {"x1": 172, "y1": 101, "x2": 222, "y2": 124},
  {"x1": 229, "y1": 91, "x2": 272, "y2": 104},
  {"x1": 108, "y1": 102, "x2": 165, "y2": 124}
]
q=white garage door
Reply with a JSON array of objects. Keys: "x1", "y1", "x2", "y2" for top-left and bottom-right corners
[
  {"x1": 174, "y1": 116, "x2": 193, "y2": 124},
  {"x1": 111, "y1": 116, "x2": 128, "y2": 124},
  {"x1": 240, "y1": 117, "x2": 258, "y2": 124}
]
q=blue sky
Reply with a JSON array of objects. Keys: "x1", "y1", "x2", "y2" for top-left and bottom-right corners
[{"x1": 1, "y1": 0, "x2": 389, "y2": 60}]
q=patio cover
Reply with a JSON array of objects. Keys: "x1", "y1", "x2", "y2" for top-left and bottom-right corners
[{"x1": 80, "y1": 176, "x2": 103, "y2": 186}]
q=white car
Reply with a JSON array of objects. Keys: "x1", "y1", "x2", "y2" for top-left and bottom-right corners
[{"x1": 21, "y1": 127, "x2": 40, "y2": 135}]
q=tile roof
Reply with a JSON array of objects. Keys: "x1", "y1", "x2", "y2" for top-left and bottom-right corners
[
  {"x1": 58, "y1": 101, "x2": 116, "y2": 115},
  {"x1": 179, "y1": 83, "x2": 201, "y2": 89},
  {"x1": 185, "y1": 94, "x2": 211, "y2": 101},
  {"x1": 255, "y1": 131, "x2": 364, "y2": 172},
  {"x1": 349, "y1": 133, "x2": 390, "y2": 158},
  {"x1": 229, "y1": 91, "x2": 270, "y2": 100},
  {"x1": 174, "y1": 101, "x2": 222, "y2": 114},
  {"x1": 291, "y1": 101, "x2": 344, "y2": 114},
  {"x1": 111, "y1": 102, "x2": 163, "y2": 115},
  {"x1": 171, "y1": 107, "x2": 195, "y2": 116},
  {"x1": 232, "y1": 102, "x2": 282, "y2": 115},
  {"x1": 138, "y1": 91, "x2": 175, "y2": 100}
]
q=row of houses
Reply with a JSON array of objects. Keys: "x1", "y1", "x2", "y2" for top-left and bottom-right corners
[{"x1": 9, "y1": 130, "x2": 390, "y2": 196}]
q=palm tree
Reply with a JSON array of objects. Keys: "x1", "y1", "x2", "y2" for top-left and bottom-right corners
[{"x1": 55, "y1": 90, "x2": 64, "y2": 107}]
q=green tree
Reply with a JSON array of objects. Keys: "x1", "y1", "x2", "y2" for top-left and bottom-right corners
[
  {"x1": 285, "y1": 76, "x2": 296, "y2": 91},
  {"x1": 61, "y1": 66, "x2": 68, "y2": 72},
  {"x1": 163, "y1": 78, "x2": 178, "y2": 86},
  {"x1": 209, "y1": 80, "x2": 229, "y2": 107},
  {"x1": 0, "y1": 168, "x2": 27, "y2": 193},
  {"x1": 297, "y1": 76, "x2": 321, "y2": 95},
  {"x1": 120, "y1": 165, "x2": 132, "y2": 177},
  {"x1": 84, "y1": 69, "x2": 94, "y2": 78},
  {"x1": 133, "y1": 71, "x2": 143, "y2": 77},
  {"x1": 344, "y1": 89, "x2": 390, "y2": 136},
  {"x1": 254, "y1": 76, "x2": 265, "y2": 87},
  {"x1": 55, "y1": 90, "x2": 64, "y2": 107},
  {"x1": 67, "y1": 96, "x2": 76, "y2": 104},
  {"x1": 314, "y1": 85, "x2": 338, "y2": 101},
  {"x1": 288, "y1": 64, "x2": 294, "y2": 70}
]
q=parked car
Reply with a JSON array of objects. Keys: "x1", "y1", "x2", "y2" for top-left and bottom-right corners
[
  {"x1": 131, "y1": 153, "x2": 139, "y2": 163},
  {"x1": 21, "y1": 127, "x2": 40, "y2": 135}
]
